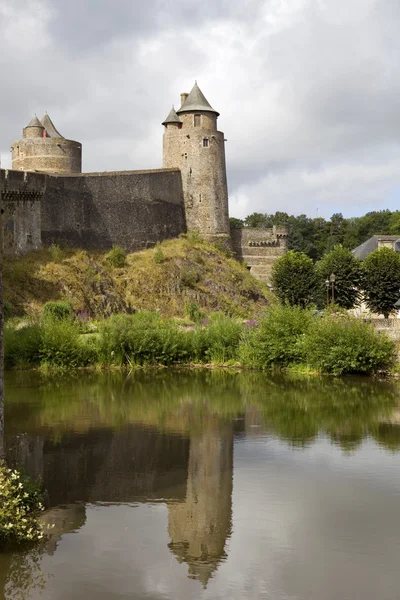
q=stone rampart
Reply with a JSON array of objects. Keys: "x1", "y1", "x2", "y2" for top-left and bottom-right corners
[
  {"x1": 231, "y1": 227, "x2": 288, "y2": 283},
  {"x1": 41, "y1": 169, "x2": 186, "y2": 251},
  {"x1": 0, "y1": 169, "x2": 45, "y2": 255}
]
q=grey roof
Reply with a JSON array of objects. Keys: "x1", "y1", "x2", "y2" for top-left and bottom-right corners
[
  {"x1": 177, "y1": 82, "x2": 219, "y2": 116},
  {"x1": 40, "y1": 112, "x2": 64, "y2": 138},
  {"x1": 352, "y1": 235, "x2": 400, "y2": 260},
  {"x1": 162, "y1": 106, "x2": 182, "y2": 125},
  {"x1": 24, "y1": 115, "x2": 44, "y2": 129}
]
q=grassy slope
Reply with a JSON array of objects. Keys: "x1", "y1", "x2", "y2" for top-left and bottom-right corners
[{"x1": 4, "y1": 237, "x2": 272, "y2": 319}]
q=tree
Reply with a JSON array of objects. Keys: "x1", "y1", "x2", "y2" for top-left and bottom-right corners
[
  {"x1": 0, "y1": 199, "x2": 3, "y2": 461},
  {"x1": 316, "y1": 245, "x2": 362, "y2": 309},
  {"x1": 229, "y1": 217, "x2": 244, "y2": 229},
  {"x1": 362, "y1": 247, "x2": 400, "y2": 318},
  {"x1": 271, "y1": 251, "x2": 317, "y2": 308}
]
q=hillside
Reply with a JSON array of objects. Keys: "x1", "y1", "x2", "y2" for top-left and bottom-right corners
[{"x1": 4, "y1": 236, "x2": 272, "y2": 319}]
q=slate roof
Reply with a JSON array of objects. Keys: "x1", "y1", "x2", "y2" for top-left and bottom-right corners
[
  {"x1": 25, "y1": 115, "x2": 44, "y2": 129},
  {"x1": 177, "y1": 82, "x2": 219, "y2": 116},
  {"x1": 352, "y1": 235, "x2": 400, "y2": 260},
  {"x1": 40, "y1": 112, "x2": 64, "y2": 138},
  {"x1": 162, "y1": 106, "x2": 182, "y2": 125}
]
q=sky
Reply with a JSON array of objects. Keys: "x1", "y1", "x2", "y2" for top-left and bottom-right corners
[{"x1": 1, "y1": 0, "x2": 400, "y2": 220}]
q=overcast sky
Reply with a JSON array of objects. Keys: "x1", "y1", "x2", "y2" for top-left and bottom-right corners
[{"x1": 1, "y1": 0, "x2": 400, "y2": 220}]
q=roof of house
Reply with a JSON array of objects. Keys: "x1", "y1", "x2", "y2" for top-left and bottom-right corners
[
  {"x1": 162, "y1": 106, "x2": 182, "y2": 125},
  {"x1": 24, "y1": 115, "x2": 44, "y2": 129},
  {"x1": 176, "y1": 82, "x2": 219, "y2": 116},
  {"x1": 352, "y1": 235, "x2": 400, "y2": 260},
  {"x1": 40, "y1": 113, "x2": 64, "y2": 138}
]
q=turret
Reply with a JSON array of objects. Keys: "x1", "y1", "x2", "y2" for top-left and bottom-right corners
[
  {"x1": 11, "y1": 113, "x2": 82, "y2": 174},
  {"x1": 162, "y1": 82, "x2": 230, "y2": 243}
]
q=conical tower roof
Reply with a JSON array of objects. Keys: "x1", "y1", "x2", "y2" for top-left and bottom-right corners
[
  {"x1": 177, "y1": 82, "x2": 219, "y2": 116},
  {"x1": 162, "y1": 106, "x2": 182, "y2": 126},
  {"x1": 40, "y1": 112, "x2": 64, "y2": 138},
  {"x1": 24, "y1": 115, "x2": 44, "y2": 129}
]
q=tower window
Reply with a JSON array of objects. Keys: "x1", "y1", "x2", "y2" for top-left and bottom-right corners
[
  {"x1": 194, "y1": 114, "x2": 201, "y2": 127},
  {"x1": 202, "y1": 138, "x2": 209, "y2": 148}
]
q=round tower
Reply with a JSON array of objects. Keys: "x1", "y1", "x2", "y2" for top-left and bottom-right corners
[
  {"x1": 162, "y1": 82, "x2": 229, "y2": 242},
  {"x1": 11, "y1": 113, "x2": 82, "y2": 174}
]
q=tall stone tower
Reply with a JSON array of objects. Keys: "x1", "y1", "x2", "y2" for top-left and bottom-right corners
[
  {"x1": 162, "y1": 82, "x2": 230, "y2": 243},
  {"x1": 11, "y1": 113, "x2": 82, "y2": 174}
]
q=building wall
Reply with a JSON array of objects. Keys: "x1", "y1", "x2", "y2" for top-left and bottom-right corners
[
  {"x1": 41, "y1": 168, "x2": 186, "y2": 251},
  {"x1": 11, "y1": 138, "x2": 82, "y2": 174},
  {"x1": 0, "y1": 169, "x2": 45, "y2": 255},
  {"x1": 163, "y1": 111, "x2": 229, "y2": 242},
  {"x1": 231, "y1": 227, "x2": 289, "y2": 283}
]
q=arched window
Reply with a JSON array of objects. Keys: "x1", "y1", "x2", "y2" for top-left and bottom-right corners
[{"x1": 194, "y1": 114, "x2": 201, "y2": 127}]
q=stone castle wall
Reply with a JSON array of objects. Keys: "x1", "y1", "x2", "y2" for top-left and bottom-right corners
[
  {"x1": 41, "y1": 168, "x2": 186, "y2": 251},
  {"x1": 0, "y1": 169, "x2": 45, "y2": 255},
  {"x1": 231, "y1": 227, "x2": 289, "y2": 283},
  {"x1": 11, "y1": 137, "x2": 82, "y2": 174}
]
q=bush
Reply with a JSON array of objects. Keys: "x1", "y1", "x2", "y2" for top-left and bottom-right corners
[
  {"x1": 303, "y1": 316, "x2": 396, "y2": 375},
  {"x1": 4, "y1": 300, "x2": 13, "y2": 321},
  {"x1": 180, "y1": 268, "x2": 200, "y2": 287},
  {"x1": 105, "y1": 245, "x2": 126, "y2": 268},
  {"x1": 271, "y1": 251, "x2": 317, "y2": 308},
  {"x1": 98, "y1": 312, "x2": 191, "y2": 366},
  {"x1": 316, "y1": 245, "x2": 362, "y2": 310},
  {"x1": 190, "y1": 313, "x2": 243, "y2": 363},
  {"x1": 49, "y1": 243, "x2": 63, "y2": 263},
  {"x1": 0, "y1": 465, "x2": 44, "y2": 546},
  {"x1": 239, "y1": 305, "x2": 313, "y2": 369},
  {"x1": 153, "y1": 245, "x2": 164, "y2": 264},
  {"x1": 362, "y1": 247, "x2": 400, "y2": 318},
  {"x1": 40, "y1": 319, "x2": 95, "y2": 368},
  {"x1": 186, "y1": 301, "x2": 205, "y2": 324},
  {"x1": 4, "y1": 324, "x2": 42, "y2": 369},
  {"x1": 42, "y1": 301, "x2": 73, "y2": 322}
]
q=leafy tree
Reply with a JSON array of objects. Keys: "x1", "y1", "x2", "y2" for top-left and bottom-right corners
[
  {"x1": 229, "y1": 217, "x2": 244, "y2": 229},
  {"x1": 316, "y1": 245, "x2": 362, "y2": 309},
  {"x1": 244, "y1": 213, "x2": 272, "y2": 228},
  {"x1": 362, "y1": 247, "x2": 400, "y2": 318},
  {"x1": 271, "y1": 251, "x2": 317, "y2": 308}
]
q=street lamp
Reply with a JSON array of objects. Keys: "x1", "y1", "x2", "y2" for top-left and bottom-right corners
[
  {"x1": 330, "y1": 273, "x2": 335, "y2": 311},
  {"x1": 325, "y1": 279, "x2": 330, "y2": 309}
]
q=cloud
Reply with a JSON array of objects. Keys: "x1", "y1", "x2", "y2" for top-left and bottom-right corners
[{"x1": 1, "y1": 0, "x2": 400, "y2": 218}]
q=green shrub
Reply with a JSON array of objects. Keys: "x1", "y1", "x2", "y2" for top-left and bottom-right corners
[
  {"x1": 4, "y1": 300, "x2": 13, "y2": 321},
  {"x1": 4, "y1": 324, "x2": 42, "y2": 369},
  {"x1": 153, "y1": 244, "x2": 164, "y2": 264},
  {"x1": 0, "y1": 465, "x2": 44, "y2": 546},
  {"x1": 105, "y1": 245, "x2": 127, "y2": 268},
  {"x1": 98, "y1": 312, "x2": 191, "y2": 366},
  {"x1": 271, "y1": 251, "x2": 317, "y2": 308},
  {"x1": 42, "y1": 301, "x2": 73, "y2": 322},
  {"x1": 180, "y1": 268, "x2": 200, "y2": 287},
  {"x1": 49, "y1": 243, "x2": 64, "y2": 263},
  {"x1": 186, "y1": 301, "x2": 205, "y2": 324},
  {"x1": 40, "y1": 319, "x2": 94, "y2": 368},
  {"x1": 303, "y1": 316, "x2": 396, "y2": 375},
  {"x1": 239, "y1": 305, "x2": 313, "y2": 369},
  {"x1": 190, "y1": 313, "x2": 243, "y2": 363}
]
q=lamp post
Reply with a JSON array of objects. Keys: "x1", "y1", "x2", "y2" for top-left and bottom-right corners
[
  {"x1": 330, "y1": 273, "x2": 335, "y2": 311},
  {"x1": 325, "y1": 279, "x2": 330, "y2": 310}
]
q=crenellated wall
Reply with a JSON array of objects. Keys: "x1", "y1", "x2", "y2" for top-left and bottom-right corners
[
  {"x1": 0, "y1": 169, "x2": 45, "y2": 255},
  {"x1": 231, "y1": 227, "x2": 289, "y2": 283}
]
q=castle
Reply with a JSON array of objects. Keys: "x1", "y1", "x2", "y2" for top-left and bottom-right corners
[{"x1": 1, "y1": 82, "x2": 287, "y2": 281}]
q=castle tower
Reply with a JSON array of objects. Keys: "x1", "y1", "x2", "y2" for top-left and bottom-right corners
[
  {"x1": 11, "y1": 113, "x2": 82, "y2": 174},
  {"x1": 162, "y1": 82, "x2": 230, "y2": 242}
]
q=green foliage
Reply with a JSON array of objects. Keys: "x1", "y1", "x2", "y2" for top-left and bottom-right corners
[
  {"x1": 49, "y1": 243, "x2": 64, "y2": 263},
  {"x1": 303, "y1": 316, "x2": 396, "y2": 375},
  {"x1": 105, "y1": 245, "x2": 126, "y2": 268},
  {"x1": 42, "y1": 301, "x2": 73, "y2": 322},
  {"x1": 271, "y1": 251, "x2": 317, "y2": 308},
  {"x1": 229, "y1": 217, "x2": 244, "y2": 229},
  {"x1": 186, "y1": 301, "x2": 205, "y2": 324},
  {"x1": 4, "y1": 300, "x2": 13, "y2": 321},
  {"x1": 362, "y1": 247, "x2": 400, "y2": 318},
  {"x1": 98, "y1": 312, "x2": 191, "y2": 366},
  {"x1": 0, "y1": 465, "x2": 44, "y2": 547},
  {"x1": 180, "y1": 268, "x2": 200, "y2": 287},
  {"x1": 40, "y1": 319, "x2": 94, "y2": 368},
  {"x1": 5, "y1": 324, "x2": 42, "y2": 369},
  {"x1": 190, "y1": 313, "x2": 243, "y2": 363},
  {"x1": 316, "y1": 245, "x2": 362, "y2": 309},
  {"x1": 239, "y1": 305, "x2": 313, "y2": 368},
  {"x1": 153, "y1": 244, "x2": 164, "y2": 264}
]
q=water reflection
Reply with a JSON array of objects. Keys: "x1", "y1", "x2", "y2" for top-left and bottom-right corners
[{"x1": 2, "y1": 370, "x2": 400, "y2": 599}]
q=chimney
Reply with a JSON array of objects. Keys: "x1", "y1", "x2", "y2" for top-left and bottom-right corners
[{"x1": 180, "y1": 93, "x2": 189, "y2": 107}]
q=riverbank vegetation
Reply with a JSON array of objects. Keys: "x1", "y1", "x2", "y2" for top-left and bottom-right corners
[{"x1": 4, "y1": 305, "x2": 396, "y2": 375}]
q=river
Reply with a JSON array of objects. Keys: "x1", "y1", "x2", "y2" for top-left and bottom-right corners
[{"x1": 1, "y1": 369, "x2": 400, "y2": 599}]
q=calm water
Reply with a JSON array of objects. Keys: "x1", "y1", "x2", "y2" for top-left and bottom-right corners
[{"x1": 2, "y1": 370, "x2": 400, "y2": 600}]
